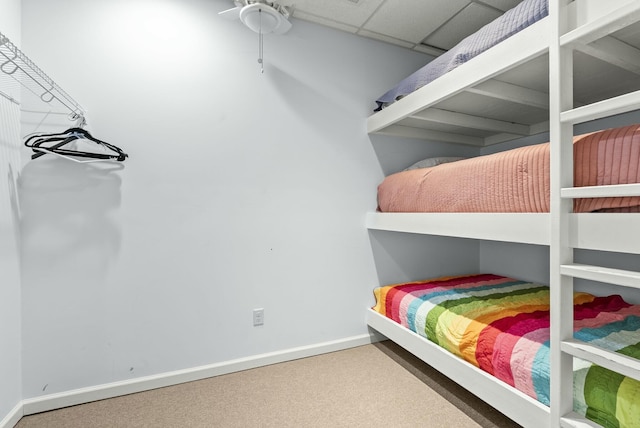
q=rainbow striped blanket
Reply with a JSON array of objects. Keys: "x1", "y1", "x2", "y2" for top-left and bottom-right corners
[{"x1": 372, "y1": 274, "x2": 640, "y2": 428}]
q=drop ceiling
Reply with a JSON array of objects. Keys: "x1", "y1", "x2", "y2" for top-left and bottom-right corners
[{"x1": 276, "y1": 0, "x2": 524, "y2": 56}]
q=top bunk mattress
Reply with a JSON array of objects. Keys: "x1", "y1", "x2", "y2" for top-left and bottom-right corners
[
  {"x1": 374, "y1": 0, "x2": 548, "y2": 111},
  {"x1": 377, "y1": 124, "x2": 640, "y2": 213}
]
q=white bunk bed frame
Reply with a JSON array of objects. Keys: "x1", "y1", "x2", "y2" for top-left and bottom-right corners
[{"x1": 366, "y1": 1, "x2": 640, "y2": 427}]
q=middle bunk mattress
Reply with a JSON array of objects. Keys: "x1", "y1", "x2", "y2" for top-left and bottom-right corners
[
  {"x1": 372, "y1": 273, "x2": 640, "y2": 427},
  {"x1": 377, "y1": 124, "x2": 640, "y2": 213}
]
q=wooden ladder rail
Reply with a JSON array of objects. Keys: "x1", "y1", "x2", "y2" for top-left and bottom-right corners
[{"x1": 549, "y1": 1, "x2": 640, "y2": 427}]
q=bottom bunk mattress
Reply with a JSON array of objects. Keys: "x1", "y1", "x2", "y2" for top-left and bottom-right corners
[
  {"x1": 377, "y1": 124, "x2": 640, "y2": 213},
  {"x1": 372, "y1": 274, "x2": 640, "y2": 428}
]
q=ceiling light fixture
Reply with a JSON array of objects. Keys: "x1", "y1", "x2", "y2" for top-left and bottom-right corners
[
  {"x1": 240, "y1": 3, "x2": 282, "y2": 34},
  {"x1": 219, "y1": 1, "x2": 292, "y2": 73}
]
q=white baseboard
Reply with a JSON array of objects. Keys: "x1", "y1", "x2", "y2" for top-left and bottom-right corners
[
  {"x1": 0, "y1": 403, "x2": 23, "y2": 428},
  {"x1": 20, "y1": 333, "x2": 379, "y2": 418}
]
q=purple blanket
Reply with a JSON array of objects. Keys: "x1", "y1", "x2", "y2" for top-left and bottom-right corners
[{"x1": 375, "y1": 0, "x2": 548, "y2": 111}]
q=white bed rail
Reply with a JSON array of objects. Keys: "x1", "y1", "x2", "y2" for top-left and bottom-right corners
[
  {"x1": 367, "y1": 309, "x2": 551, "y2": 428},
  {"x1": 366, "y1": 18, "x2": 550, "y2": 146}
]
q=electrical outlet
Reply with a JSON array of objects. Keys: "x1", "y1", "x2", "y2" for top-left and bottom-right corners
[{"x1": 253, "y1": 308, "x2": 264, "y2": 326}]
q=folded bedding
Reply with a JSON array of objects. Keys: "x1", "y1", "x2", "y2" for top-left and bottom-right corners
[
  {"x1": 375, "y1": 0, "x2": 548, "y2": 110},
  {"x1": 377, "y1": 124, "x2": 640, "y2": 213},
  {"x1": 372, "y1": 273, "x2": 640, "y2": 428}
]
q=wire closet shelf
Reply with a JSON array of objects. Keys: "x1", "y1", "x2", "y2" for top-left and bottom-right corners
[{"x1": 0, "y1": 30, "x2": 86, "y2": 123}]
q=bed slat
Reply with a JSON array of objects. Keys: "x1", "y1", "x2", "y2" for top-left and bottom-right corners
[
  {"x1": 373, "y1": 124, "x2": 485, "y2": 146},
  {"x1": 575, "y1": 36, "x2": 640, "y2": 76},
  {"x1": 465, "y1": 80, "x2": 549, "y2": 109},
  {"x1": 410, "y1": 108, "x2": 531, "y2": 136}
]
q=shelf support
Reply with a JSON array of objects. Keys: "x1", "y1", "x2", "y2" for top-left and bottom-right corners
[{"x1": 0, "y1": 31, "x2": 86, "y2": 124}]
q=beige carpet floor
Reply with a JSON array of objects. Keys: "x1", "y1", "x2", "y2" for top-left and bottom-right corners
[{"x1": 16, "y1": 341, "x2": 521, "y2": 427}]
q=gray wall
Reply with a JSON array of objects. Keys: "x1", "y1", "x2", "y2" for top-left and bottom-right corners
[
  {"x1": 0, "y1": 0, "x2": 23, "y2": 422},
  {"x1": 17, "y1": 0, "x2": 431, "y2": 400},
  {"x1": 12, "y1": 0, "x2": 637, "y2": 412}
]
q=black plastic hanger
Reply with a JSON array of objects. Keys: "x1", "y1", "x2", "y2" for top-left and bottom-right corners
[{"x1": 25, "y1": 128, "x2": 128, "y2": 162}]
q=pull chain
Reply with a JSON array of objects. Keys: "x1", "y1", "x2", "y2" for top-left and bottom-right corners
[{"x1": 258, "y1": 8, "x2": 264, "y2": 74}]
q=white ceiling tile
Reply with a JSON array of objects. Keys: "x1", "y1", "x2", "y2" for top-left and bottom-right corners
[
  {"x1": 356, "y1": 30, "x2": 417, "y2": 49},
  {"x1": 292, "y1": 11, "x2": 359, "y2": 34},
  {"x1": 423, "y1": 3, "x2": 503, "y2": 50},
  {"x1": 477, "y1": 0, "x2": 523, "y2": 12},
  {"x1": 362, "y1": 0, "x2": 472, "y2": 44},
  {"x1": 256, "y1": 0, "x2": 525, "y2": 53},
  {"x1": 279, "y1": 0, "x2": 386, "y2": 28}
]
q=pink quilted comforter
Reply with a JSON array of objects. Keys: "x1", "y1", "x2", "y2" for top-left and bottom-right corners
[{"x1": 377, "y1": 125, "x2": 640, "y2": 213}]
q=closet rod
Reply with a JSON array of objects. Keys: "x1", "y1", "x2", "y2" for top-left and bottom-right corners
[{"x1": 0, "y1": 31, "x2": 86, "y2": 122}]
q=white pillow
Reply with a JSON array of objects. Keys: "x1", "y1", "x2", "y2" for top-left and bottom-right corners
[{"x1": 404, "y1": 156, "x2": 466, "y2": 171}]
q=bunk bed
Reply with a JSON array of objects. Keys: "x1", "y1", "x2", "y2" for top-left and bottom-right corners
[
  {"x1": 372, "y1": 273, "x2": 640, "y2": 428},
  {"x1": 365, "y1": 0, "x2": 640, "y2": 427},
  {"x1": 377, "y1": 124, "x2": 640, "y2": 214}
]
